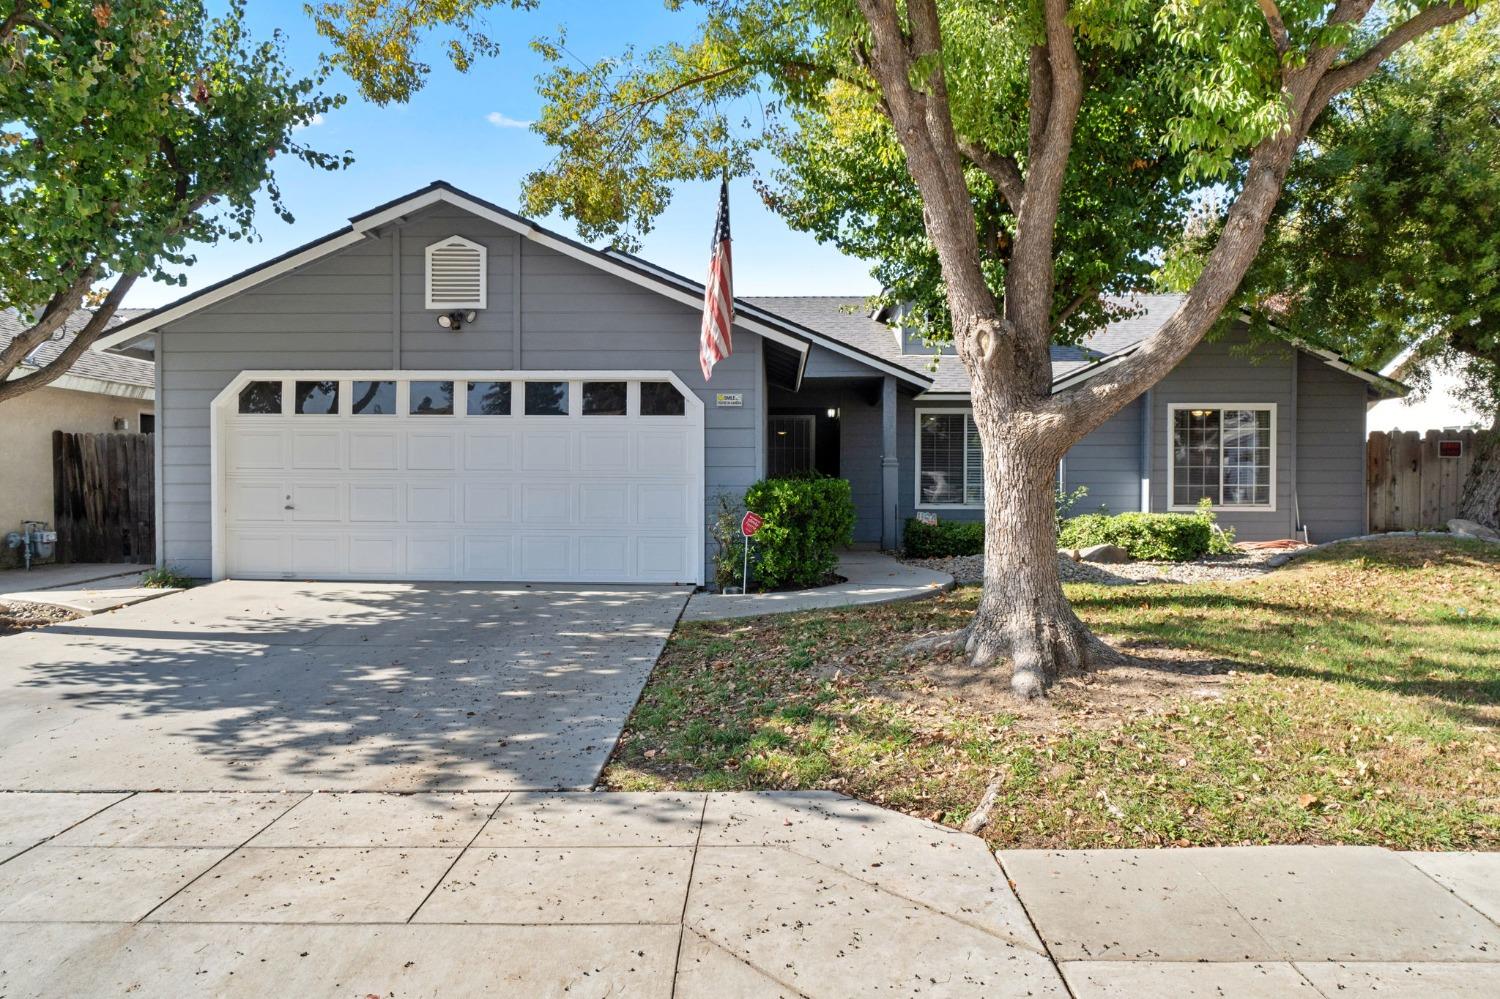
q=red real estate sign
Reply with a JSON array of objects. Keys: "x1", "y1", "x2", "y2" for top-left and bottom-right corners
[{"x1": 740, "y1": 511, "x2": 764, "y2": 537}]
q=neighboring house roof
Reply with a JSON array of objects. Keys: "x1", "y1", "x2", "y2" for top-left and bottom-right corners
[
  {"x1": 2, "y1": 306, "x2": 154, "y2": 399},
  {"x1": 749, "y1": 293, "x2": 1404, "y2": 399},
  {"x1": 92, "y1": 181, "x2": 932, "y2": 391}
]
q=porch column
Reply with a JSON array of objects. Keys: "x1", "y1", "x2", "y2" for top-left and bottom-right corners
[{"x1": 881, "y1": 375, "x2": 899, "y2": 550}]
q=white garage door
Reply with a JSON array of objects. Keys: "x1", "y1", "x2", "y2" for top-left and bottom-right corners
[{"x1": 214, "y1": 371, "x2": 704, "y2": 583}]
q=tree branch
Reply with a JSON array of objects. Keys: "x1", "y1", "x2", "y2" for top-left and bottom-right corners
[
  {"x1": 1051, "y1": 288, "x2": 1095, "y2": 334},
  {"x1": 1315, "y1": 3, "x2": 1474, "y2": 108},
  {"x1": 957, "y1": 138, "x2": 1024, "y2": 211},
  {"x1": 1005, "y1": 0, "x2": 1082, "y2": 352},
  {"x1": 0, "y1": 1, "x2": 62, "y2": 44},
  {"x1": 1257, "y1": 0, "x2": 1291, "y2": 57},
  {"x1": 1026, "y1": 45, "x2": 1050, "y2": 164},
  {"x1": 0, "y1": 269, "x2": 98, "y2": 376},
  {"x1": 0, "y1": 273, "x2": 140, "y2": 405}
]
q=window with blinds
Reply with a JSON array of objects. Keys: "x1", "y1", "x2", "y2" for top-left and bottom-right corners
[
  {"x1": 918, "y1": 411, "x2": 983, "y2": 507},
  {"x1": 425, "y1": 235, "x2": 487, "y2": 310}
]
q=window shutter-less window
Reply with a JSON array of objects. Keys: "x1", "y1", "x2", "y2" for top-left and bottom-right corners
[{"x1": 425, "y1": 236, "x2": 487, "y2": 310}]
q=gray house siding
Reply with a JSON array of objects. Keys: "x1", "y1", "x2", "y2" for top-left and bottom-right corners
[
  {"x1": 156, "y1": 202, "x2": 763, "y2": 579},
  {"x1": 1149, "y1": 327, "x2": 1298, "y2": 541},
  {"x1": 1296, "y1": 354, "x2": 1369, "y2": 542},
  {"x1": 1063, "y1": 398, "x2": 1143, "y2": 516}
]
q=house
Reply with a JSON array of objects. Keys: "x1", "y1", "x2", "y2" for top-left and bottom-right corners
[
  {"x1": 1, "y1": 308, "x2": 154, "y2": 559},
  {"x1": 1367, "y1": 346, "x2": 1485, "y2": 434},
  {"x1": 92, "y1": 182, "x2": 1402, "y2": 585}
]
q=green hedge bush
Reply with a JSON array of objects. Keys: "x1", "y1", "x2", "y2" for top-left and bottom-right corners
[
  {"x1": 1059, "y1": 502, "x2": 1236, "y2": 561},
  {"x1": 903, "y1": 518, "x2": 985, "y2": 558},
  {"x1": 733, "y1": 475, "x2": 856, "y2": 590}
]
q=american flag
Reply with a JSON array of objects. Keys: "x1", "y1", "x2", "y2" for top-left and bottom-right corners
[{"x1": 699, "y1": 179, "x2": 734, "y2": 380}]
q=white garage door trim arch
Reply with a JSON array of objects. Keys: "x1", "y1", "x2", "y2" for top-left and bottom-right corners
[{"x1": 209, "y1": 369, "x2": 706, "y2": 584}]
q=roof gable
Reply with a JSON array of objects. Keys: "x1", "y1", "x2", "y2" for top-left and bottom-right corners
[{"x1": 93, "y1": 182, "x2": 931, "y2": 390}]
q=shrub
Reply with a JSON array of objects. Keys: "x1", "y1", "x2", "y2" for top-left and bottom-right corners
[
  {"x1": 903, "y1": 518, "x2": 984, "y2": 558},
  {"x1": 1059, "y1": 500, "x2": 1236, "y2": 561},
  {"x1": 741, "y1": 475, "x2": 856, "y2": 590},
  {"x1": 904, "y1": 486, "x2": 1091, "y2": 559}
]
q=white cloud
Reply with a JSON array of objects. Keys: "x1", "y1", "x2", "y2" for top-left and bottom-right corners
[
  {"x1": 486, "y1": 111, "x2": 533, "y2": 129},
  {"x1": 293, "y1": 113, "x2": 325, "y2": 131}
]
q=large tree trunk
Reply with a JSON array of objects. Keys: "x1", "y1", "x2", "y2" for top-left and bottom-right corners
[
  {"x1": 938, "y1": 390, "x2": 1121, "y2": 699},
  {"x1": 1457, "y1": 415, "x2": 1500, "y2": 529}
]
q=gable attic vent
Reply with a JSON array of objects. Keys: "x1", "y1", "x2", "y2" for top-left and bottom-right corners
[{"x1": 425, "y1": 236, "x2": 487, "y2": 310}]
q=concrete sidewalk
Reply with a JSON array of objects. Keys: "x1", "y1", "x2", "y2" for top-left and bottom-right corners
[
  {"x1": 0, "y1": 564, "x2": 172, "y2": 616},
  {"x1": 0, "y1": 563, "x2": 146, "y2": 592},
  {"x1": 2, "y1": 790, "x2": 1497, "y2": 997},
  {"x1": 682, "y1": 550, "x2": 953, "y2": 621}
]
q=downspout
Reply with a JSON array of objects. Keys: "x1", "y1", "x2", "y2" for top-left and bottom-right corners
[
  {"x1": 1291, "y1": 349, "x2": 1302, "y2": 540},
  {"x1": 154, "y1": 335, "x2": 164, "y2": 567},
  {"x1": 513, "y1": 233, "x2": 524, "y2": 369},
  {"x1": 880, "y1": 375, "x2": 899, "y2": 550},
  {"x1": 1139, "y1": 389, "x2": 1153, "y2": 512},
  {"x1": 390, "y1": 228, "x2": 402, "y2": 369}
]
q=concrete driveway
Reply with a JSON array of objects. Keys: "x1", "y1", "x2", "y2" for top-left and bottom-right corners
[{"x1": 0, "y1": 580, "x2": 688, "y2": 791}]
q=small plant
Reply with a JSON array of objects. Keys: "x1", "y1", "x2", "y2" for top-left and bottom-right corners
[
  {"x1": 1056, "y1": 484, "x2": 1090, "y2": 530},
  {"x1": 903, "y1": 518, "x2": 985, "y2": 558},
  {"x1": 141, "y1": 565, "x2": 194, "y2": 589},
  {"x1": 710, "y1": 492, "x2": 749, "y2": 590}
]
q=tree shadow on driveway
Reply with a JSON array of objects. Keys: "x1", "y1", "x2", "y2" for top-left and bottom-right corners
[{"x1": 0, "y1": 581, "x2": 689, "y2": 791}]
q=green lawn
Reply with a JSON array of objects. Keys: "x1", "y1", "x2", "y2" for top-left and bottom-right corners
[{"x1": 604, "y1": 537, "x2": 1500, "y2": 850}]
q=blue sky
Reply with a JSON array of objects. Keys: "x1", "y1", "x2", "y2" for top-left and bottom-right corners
[{"x1": 124, "y1": 1, "x2": 878, "y2": 308}]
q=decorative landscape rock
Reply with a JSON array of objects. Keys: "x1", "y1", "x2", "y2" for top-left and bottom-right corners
[
  {"x1": 1078, "y1": 544, "x2": 1131, "y2": 564},
  {"x1": 1448, "y1": 519, "x2": 1500, "y2": 543}
]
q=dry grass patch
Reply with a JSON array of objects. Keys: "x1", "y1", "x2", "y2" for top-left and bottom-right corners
[{"x1": 604, "y1": 537, "x2": 1499, "y2": 850}]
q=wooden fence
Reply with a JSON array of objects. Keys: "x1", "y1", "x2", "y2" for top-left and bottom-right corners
[
  {"x1": 52, "y1": 431, "x2": 155, "y2": 564},
  {"x1": 1366, "y1": 429, "x2": 1478, "y2": 532}
]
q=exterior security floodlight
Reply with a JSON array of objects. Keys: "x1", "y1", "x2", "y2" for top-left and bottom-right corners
[{"x1": 437, "y1": 310, "x2": 477, "y2": 330}]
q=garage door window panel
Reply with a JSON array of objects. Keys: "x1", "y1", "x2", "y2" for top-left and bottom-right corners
[
  {"x1": 525, "y1": 381, "x2": 569, "y2": 416},
  {"x1": 351, "y1": 380, "x2": 397, "y2": 415},
  {"x1": 583, "y1": 381, "x2": 627, "y2": 416},
  {"x1": 640, "y1": 381, "x2": 685, "y2": 416},
  {"x1": 466, "y1": 380, "x2": 511, "y2": 416},
  {"x1": 238, "y1": 380, "x2": 282, "y2": 415},
  {"x1": 411, "y1": 381, "x2": 455, "y2": 416},
  {"x1": 295, "y1": 381, "x2": 339, "y2": 415}
]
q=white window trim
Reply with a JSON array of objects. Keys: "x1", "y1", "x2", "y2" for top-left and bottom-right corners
[
  {"x1": 1166, "y1": 403, "x2": 1278, "y2": 513},
  {"x1": 424, "y1": 235, "x2": 488, "y2": 310},
  {"x1": 915, "y1": 407, "x2": 983, "y2": 510}
]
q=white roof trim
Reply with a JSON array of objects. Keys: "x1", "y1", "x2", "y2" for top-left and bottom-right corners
[
  {"x1": 93, "y1": 230, "x2": 370, "y2": 351},
  {"x1": 92, "y1": 184, "x2": 931, "y2": 388},
  {"x1": 10, "y1": 367, "x2": 155, "y2": 400}
]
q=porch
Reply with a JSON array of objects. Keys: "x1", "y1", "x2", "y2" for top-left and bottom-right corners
[{"x1": 766, "y1": 375, "x2": 904, "y2": 549}]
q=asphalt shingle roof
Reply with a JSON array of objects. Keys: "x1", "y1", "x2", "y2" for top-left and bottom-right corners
[
  {"x1": 746, "y1": 293, "x2": 1188, "y2": 394},
  {"x1": 2, "y1": 307, "x2": 154, "y2": 389}
]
